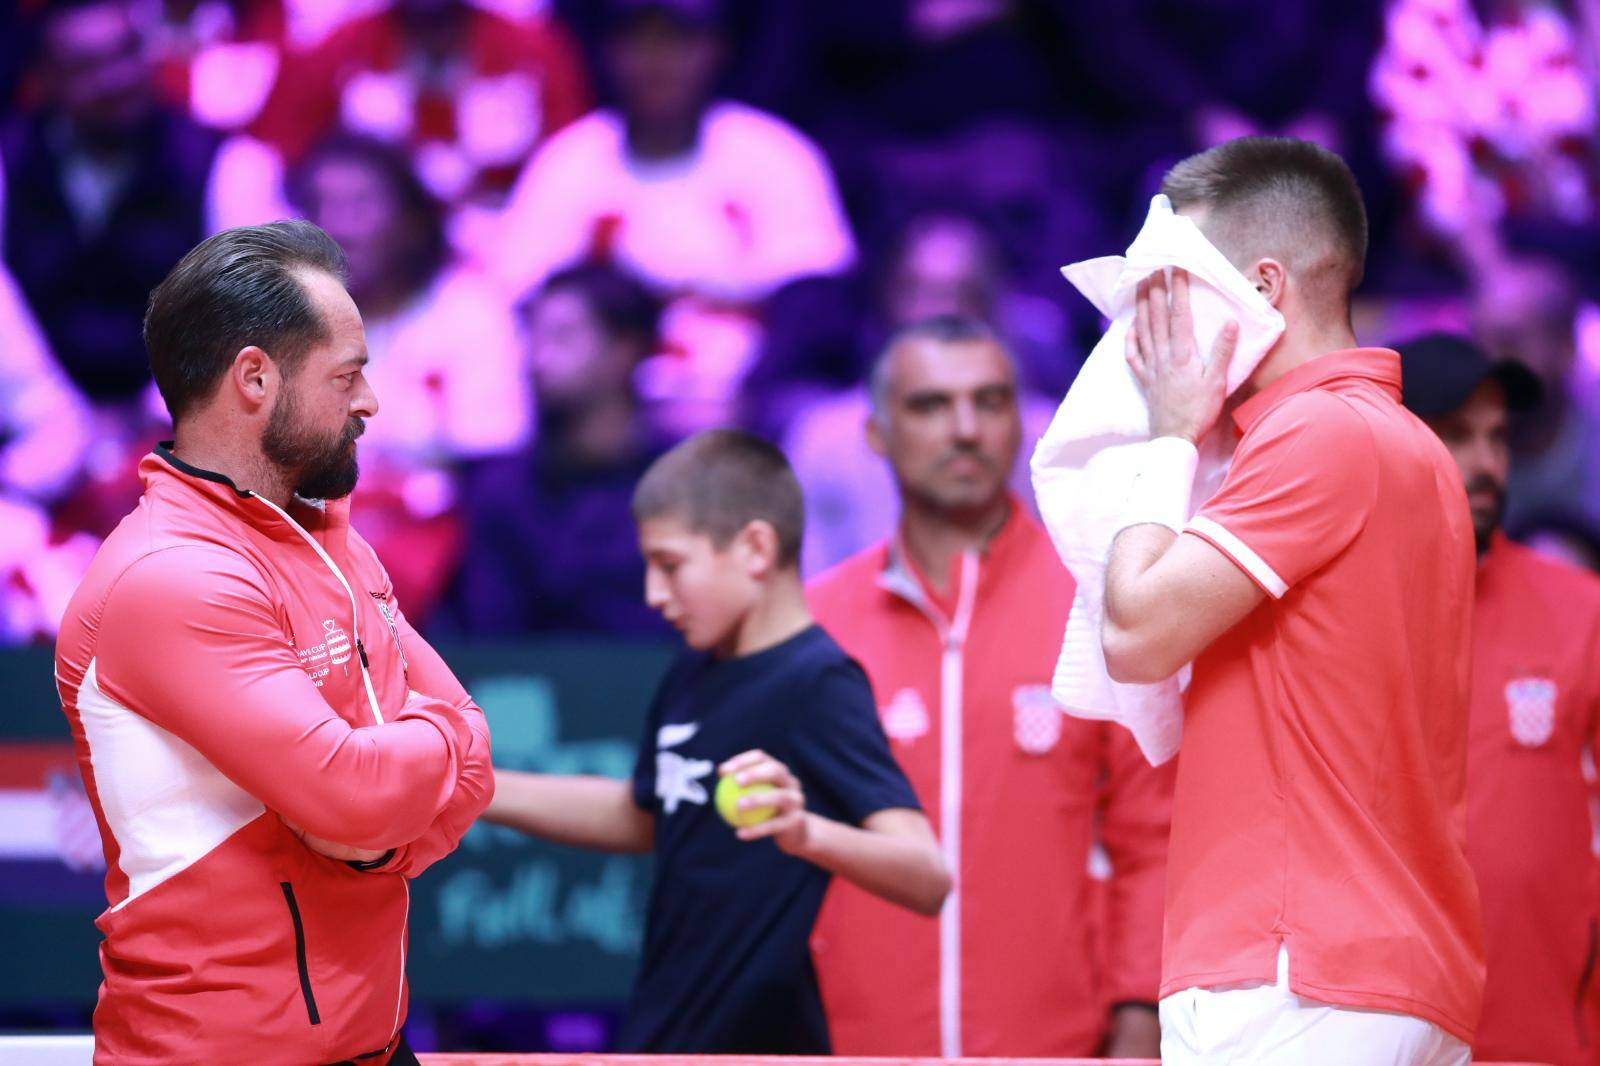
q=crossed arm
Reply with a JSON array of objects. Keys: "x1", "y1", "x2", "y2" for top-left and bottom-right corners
[{"x1": 95, "y1": 546, "x2": 491, "y2": 874}]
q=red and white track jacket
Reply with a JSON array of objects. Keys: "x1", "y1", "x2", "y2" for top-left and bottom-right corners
[
  {"x1": 55, "y1": 445, "x2": 492, "y2": 1065},
  {"x1": 806, "y1": 507, "x2": 1172, "y2": 1056}
]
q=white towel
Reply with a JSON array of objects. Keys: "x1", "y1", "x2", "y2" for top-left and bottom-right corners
[{"x1": 1029, "y1": 195, "x2": 1285, "y2": 765}]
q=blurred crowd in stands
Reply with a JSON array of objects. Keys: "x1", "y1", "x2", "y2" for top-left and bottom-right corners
[{"x1": 3, "y1": 0, "x2": 1600, "y2": 644}]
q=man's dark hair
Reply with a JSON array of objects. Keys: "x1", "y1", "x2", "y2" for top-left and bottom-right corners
[
  {"x1": 535, "y1": 262, "x2": 660, "y2": 354},
  {"x1": 144, "y1": 221, "x2": 347, "y2": 422},
  {"x1": 869, "y1": 313, "x2": 1003, "y2": 413},
  {"x1": 631, "y1": 429, "x2": 805, "y2": 568},
  {"x1": 1160, "y1": 136, "x2": 1368, "y2": 316}
]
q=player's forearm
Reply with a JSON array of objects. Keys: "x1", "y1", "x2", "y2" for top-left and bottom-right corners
[
  {"x1": 1099, "y1": 751, "x2": 1172, "y2": 998},
  {"x1": 1102, "y1": 523, "x2": 1184, "y2": 682},
  {"x1": 481, "y1": 769, "x2": 653, "y2": 854},
  {"x1": 788, "y1": 813, "x2": 950, "y2": 916},
  {"x1": 1104, "y1": 1003, "x2": 1161, "y2": 1058}
]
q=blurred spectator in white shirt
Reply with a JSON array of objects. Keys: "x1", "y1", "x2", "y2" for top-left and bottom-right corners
[
  {"x1": 0, "y1": 264, "x2": 98, "y2": 643},
  {"x1": 491, "y1": 0, "x2": 855, "y2": 437},
  {"x1": 0, "y1": 265, "x2": 92, "y2": 506}
]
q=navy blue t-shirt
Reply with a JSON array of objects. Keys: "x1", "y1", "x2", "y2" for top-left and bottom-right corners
[{"x1": 617, "y1": 624, "x2": 919, "y2": 1054}]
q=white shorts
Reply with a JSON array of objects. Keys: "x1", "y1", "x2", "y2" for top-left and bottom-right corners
[{"x1": 1159, "y1": 947, "x2": 1471, "y2": 1066}]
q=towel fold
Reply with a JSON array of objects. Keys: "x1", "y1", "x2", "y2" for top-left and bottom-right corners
[{"x1": 1029, "y1": 194, "x2": 1286, "y2": 765}]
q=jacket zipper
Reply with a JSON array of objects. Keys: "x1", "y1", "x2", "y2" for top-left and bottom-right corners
[
  {"x1": 880, "y1": 548, "x2": 979, "y2": 1057},
  {"x1": 280, "y1": 882, "x2": 321, "y2": 1026},
  {"x1": 254, "y1": 496, "x2": 408, "y2": 1031},
  {"x1": 248, "y1": 494, "x2": 385, "y2": 725}
]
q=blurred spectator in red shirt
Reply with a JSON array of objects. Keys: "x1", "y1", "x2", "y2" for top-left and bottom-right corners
[
  {"x1": 253, "y1": 0, "x2": 590, "y2": 213},
  {"x1": 143, "y1": 0, "x2": 290, "y2": 131},
  {"x1": 289, "y1": 133, "x2": 527, "y2": 625}
]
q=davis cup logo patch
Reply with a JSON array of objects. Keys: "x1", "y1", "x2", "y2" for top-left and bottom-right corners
[
  {"x1": 1506, "y1": 677, "x2": 1557, "y2": 747},
  {"x1": 323, "y1": 619, "x2": 353, "y2": 666},
  {"x1": 1013, "y1": 685, "x2": 1062, "y2": 755}
]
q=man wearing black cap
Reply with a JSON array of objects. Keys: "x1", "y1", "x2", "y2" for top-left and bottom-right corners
[{"x1": 1401, "y1": 332, "x2": 1600, "y2": 1066}]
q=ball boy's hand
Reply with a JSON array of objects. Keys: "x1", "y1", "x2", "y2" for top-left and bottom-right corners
[{"x1": 718, "y1": 749, "x2": 810, "y2": 854}]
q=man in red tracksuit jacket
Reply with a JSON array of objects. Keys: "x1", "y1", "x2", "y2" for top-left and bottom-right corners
[
  {"x1": 1401, "y1": 333, "x2": 1600, "y2": 1066},
  {"x1": 806, "y1": 316, "x2": 1173, "y2": 1058},
  {"x1": 55, "y1": 221, "x2": 492, "y2": 1065}
]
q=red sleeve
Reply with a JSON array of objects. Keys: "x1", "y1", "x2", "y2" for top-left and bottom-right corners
[
  {"x1": 1098, "y1": 723, "x2": 1175, "y2": 1004},
  {"x1": 374, "y1": 603, "x2": 494, "y2": 878},
  {"x1": 248, "y1": 19, "x2": 378, "y2": 160},
  {"x1": 531, "y1": 19, "x2": 592, "y2": 135},
  {"x1": 94, "y1": 546, "x2": 470, "y2": 850},
  {"x1": 1186, "y1": 393, "x2": 1378, "y2": 599}
]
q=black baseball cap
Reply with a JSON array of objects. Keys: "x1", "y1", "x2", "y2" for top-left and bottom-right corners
[{"x1": 1395, "y1": 332, "x2": 1543, "y2": 418}]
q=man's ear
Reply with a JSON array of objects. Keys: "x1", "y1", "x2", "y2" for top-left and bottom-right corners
[
  {"x1": 230, "y1": 345, "x2": 276, "y2": 411},
  {"x1": 1250, "y1": 258, "x2": 1288, "y2": 308},
  {"x1": 866, "y1": 410, "x2": 889, "y2": 459}
]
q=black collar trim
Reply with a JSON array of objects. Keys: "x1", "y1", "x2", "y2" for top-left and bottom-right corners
[{"x1": 154, "y1": 441, "x2": 253, "y2": 498}]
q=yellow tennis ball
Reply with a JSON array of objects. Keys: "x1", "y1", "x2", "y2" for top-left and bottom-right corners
[{"x1": 715, "y1": 774, "x2": 777, "y2": 828}]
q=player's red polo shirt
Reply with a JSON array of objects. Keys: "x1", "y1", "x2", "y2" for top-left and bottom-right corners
[
  {"x1": 1466, "y1": 534, "x2": 1600, "y2": 1066},
  {"x1": 1169, "y1": 347, "x2": 1484, "y2": 1045}
]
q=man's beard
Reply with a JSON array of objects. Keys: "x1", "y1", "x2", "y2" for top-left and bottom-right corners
[
  {"x1": 904, "y1": 444, "x2": 1009, "y2": 518},
  {"x1": 261, "y1": 387, "x2": 364, "y2": 501},
  {"x1": 1465, "y1": 473, "x2": 1505, "y2": 554}
]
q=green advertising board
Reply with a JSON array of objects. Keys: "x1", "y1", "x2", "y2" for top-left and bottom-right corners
[{"x1": 0, "y1": 640, "x2": 674, "y2": 1009}]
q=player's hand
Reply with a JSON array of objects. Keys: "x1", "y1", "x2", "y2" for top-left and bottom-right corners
[
  {"x1": 283, "y1": 819, "x2": 387, "y2": 865},
  {"x1": 1127, "y1": 268, "x2": 1239, "y2": 444},
  {"x1": 719, "y1": 749, "x2": 811, "y2": 854}
]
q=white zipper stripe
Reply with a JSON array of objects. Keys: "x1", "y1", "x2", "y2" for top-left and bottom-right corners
[
  {"x1": 937, "y1": 551, "x2": 979, "y2": 1058},
  {"x1": 250, "y1": 492, "x2": 408, "y2": 1031},
  {"x1": 393, "y1": 880, "x2": 409, "y2": 1032},
  {"x1": 248, "y1": 494, "x2": 385, "y2": 725}
]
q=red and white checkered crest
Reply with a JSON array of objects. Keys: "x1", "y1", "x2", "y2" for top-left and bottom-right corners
[
  {"x1": 1505, "y1": 677, "x2": 1557, "y2": 748},
  {"x1": 1013, "y1": 685, "x2": 1062, "y2": 755}
]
